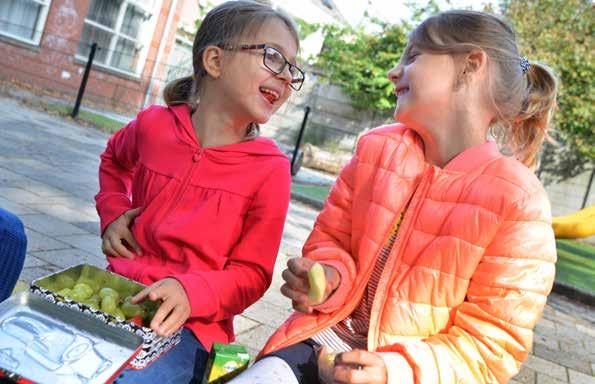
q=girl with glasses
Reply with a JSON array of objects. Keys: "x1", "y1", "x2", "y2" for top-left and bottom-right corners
[
  {"x1": 232, "y1": 9, "x2": 558, "y2": 384},
  {"x1": 96, "y1": 1, "x2": 302, "y2": 382}
]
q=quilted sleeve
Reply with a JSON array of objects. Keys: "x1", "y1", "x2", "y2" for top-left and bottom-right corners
[
  {"x1": 302, "y1": 149, "x2": 360, "y2": 314},
  {"x1": 377, "y1": 187, "x2": 557, "y2": 384}
]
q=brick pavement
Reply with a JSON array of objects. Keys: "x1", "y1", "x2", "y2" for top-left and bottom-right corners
[{"x1": 0, "y1": 96, "x2": 593, "y2": 383}]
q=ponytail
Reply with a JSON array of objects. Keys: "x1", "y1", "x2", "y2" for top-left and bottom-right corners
[
  {"x1": 510, "y1": 62, "x2": 558, "y2": 169},
  {"x1": 163, "y1": 75, "x2": 197, "y2": 110}
]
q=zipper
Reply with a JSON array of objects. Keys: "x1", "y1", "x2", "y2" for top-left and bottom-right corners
[
  {"x1": 151, "y1": 148, "x2": 203, "y2": 264},
  {"x1": 367, "y1": 166, "x2": 434, "y2": 351},
  {"x1": 269, "y1": 166, "x2": 433, "y2": 353}
]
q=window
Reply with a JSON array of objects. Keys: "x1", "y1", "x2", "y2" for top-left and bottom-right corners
[
  {"x1": 77, "y1": 0, "x2": 159, "y2": 75},
  {"x1": 0, "y1": 0, "x2": 52, "y2": 45}
]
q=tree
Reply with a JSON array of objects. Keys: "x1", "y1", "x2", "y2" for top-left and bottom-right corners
[
  {"x1": 501, "y1": 0, "x2": 594, "y2": 182},
  {"x1": 314, "y1": 17, "x2": 408, "y2": 111}
]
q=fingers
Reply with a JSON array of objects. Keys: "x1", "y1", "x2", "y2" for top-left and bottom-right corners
[
  {"x1": 287, "y1": 258, "x2": 311, "y2": 278},
  {"x1": 158, "y1": 305, "x2": 188, "y2": 337},
  {"x1": 131, "y1": 283, "x2": 156, "y2": 304},
  {"x1": 280, "y1": 283, "x2": 308, "y2": 304},
  {"x1": 110, "y1": 235, "x2": 135, "y2": 259},
  {"x1": 124, "y1": 207, "x2": 142, "y2": 223},
  {"x1": 281, "y1": 269, "x2": 308, "y2": 293},
  {"x1": 150, "y1": 298, "x2": 176, "y2": 335},
  {"x1": 333, "y1": 350, "x2": 387, "y2": 384},
  {"x1": 336, "y1": 350, "x2": 384, "y2": 368},
  {"x1": 122, "y1": 230, "x2": 142, "y2": 255}
]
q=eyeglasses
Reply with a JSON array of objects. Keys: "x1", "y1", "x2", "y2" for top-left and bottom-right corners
[{"x1": 223, "y1": 44, "x2": 305, "y2": 91}]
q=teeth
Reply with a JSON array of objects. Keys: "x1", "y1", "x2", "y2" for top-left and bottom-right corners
[{"x1": 260, "y1": 87, "x2": 280, "y2": 101}]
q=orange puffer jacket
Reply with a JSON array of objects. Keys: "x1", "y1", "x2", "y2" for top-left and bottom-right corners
[{"x1": 261, "y1": 125, "x2": 556, "y2": 384}]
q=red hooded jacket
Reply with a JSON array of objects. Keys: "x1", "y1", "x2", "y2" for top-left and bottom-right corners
[{"x1": 95, "y1": 104, "x2": 291, "y2": 350}]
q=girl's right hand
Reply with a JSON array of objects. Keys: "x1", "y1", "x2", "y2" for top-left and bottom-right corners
[
  {"x1": 101, "y1": 207, "x2": 142, "y2": 259},
  {"x1": 281, "y1": 257, "x2": 340, "y2": 313}
]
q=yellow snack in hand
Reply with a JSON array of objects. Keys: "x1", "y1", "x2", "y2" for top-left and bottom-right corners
[{"x1": 308, "y1": 262, "x2": 326, "y2": 305}]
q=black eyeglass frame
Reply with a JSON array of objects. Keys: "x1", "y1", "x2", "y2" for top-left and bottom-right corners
[{"x1": 221, "y1": 43, "x2": 305, "y2": 91}]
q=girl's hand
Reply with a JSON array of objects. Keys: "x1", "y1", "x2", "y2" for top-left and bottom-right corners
[
  {"x1": 132, "y1": 278, "x2": 190, "y2": 337},
  {"x1": 333, "y1": 350, "x2": 387, "y2": 384},
  {"x1": 280, "y1": 257, "x2": 340, "y2": 313},
  {"x1": 101, "y1": 207, "x2": 142, "y2": 259}
]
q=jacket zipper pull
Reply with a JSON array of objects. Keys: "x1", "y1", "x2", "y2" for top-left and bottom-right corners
[{"x1": 192, "y1": 149, "x2": 202, "y2": 162}]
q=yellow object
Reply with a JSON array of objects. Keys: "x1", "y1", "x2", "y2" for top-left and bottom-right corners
[
  {"x1": 552, "y1": 205, "x2": 595, "y2": 238},
  {"x1": 308, "y1": 262, "x2": 326, "y2": 305},
  {"x1": 203, "y1": 343, "x2": 250, "y2": 383}
]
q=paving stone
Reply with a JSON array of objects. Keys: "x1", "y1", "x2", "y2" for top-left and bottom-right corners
[
  {"x1": 560, "y1": 340, "x2": 585, "y2": 353},
  {"x1": 0, "y1": 196, "x2": 36, "y2": 215},
  {"x1": 10, "y1": 179, "x2": 70, "y2": 197},
  {"x1": 20, "y1": 213, "x2": 88, "y2": 236},
  {"x1": 524, "y1": 355, "x2": 569, "y2": 382},
  {"x1": 234, "y1": 315, "x2": 261, "y2": 335},
  {"x1": 30, "y1": 249, "x2": 107, "y2": 270},
  {"x1": 235, "y1": 324, "x2": 277, "y2": 358},
  {"x1": 25, "y1": 202, "x2": 97, "y2": 224},
  {"x1": 535, "y1": 318, "x2": 557, "y2": 334},
  {"x1": 18, "y1": 265, "x2": 62, "y2": 284},
  {"x1": 537, "y1": 373, "x2": 568, "y2": 384},
  {"x1": 53, "y1": 234, "x2": 103, "y2": 259},
  {"x1": 0, "y1": 187, "x2": 48, "y2": 205},
  {"x1": 569, "y1": 369, "x2": 595, "y2": 384},
  {"x1": 534, "y1": 333, "x2": 560, "y2": 351},
  {"x1": 514, "y1": 364, "x2": 537, "y2": 384},
  {"x1": 242, "y1": 299, "x2": 293, "y2": 329},
  {"x1": 533, "y1": 344, "x2": 592, "y2": 375},
  {"x1": 24, "y1": 228, "x2": 72, "y2": 253},
  {"x1": 576, "y1": 324, "x2": 595, "y2": 338},
  {"x1": 23, "y1": 254, "x2": 49, "y2": 269}
]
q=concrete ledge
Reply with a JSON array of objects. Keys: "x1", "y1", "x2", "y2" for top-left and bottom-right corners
[
  {"x1": 552, "y1": 281, "x2": 594, "y2": 307},
  {"x1": 290, "y1": 191, "x2": 324, "y2": 211}
]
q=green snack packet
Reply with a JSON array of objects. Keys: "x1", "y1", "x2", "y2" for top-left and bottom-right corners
[{"x1": 202, "y1": 343, "x2": 250, "y2": 383}]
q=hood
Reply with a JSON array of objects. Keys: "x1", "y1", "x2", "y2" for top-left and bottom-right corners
[{"x1": 169, "y1": 104, "x2": 286, "y2": 158}]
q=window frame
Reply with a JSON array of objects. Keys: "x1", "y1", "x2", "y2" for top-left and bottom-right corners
[
  {"x1": 75, "y1": 0, "x2": 162, "y2": 77},
  {"x1": 0, "y1": 0, "x2": 52, "y2": 46}
]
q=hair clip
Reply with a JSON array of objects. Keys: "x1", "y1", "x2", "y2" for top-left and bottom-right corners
[{"x1": 520, "y1": 57, "x2": 530, "y2": 74}]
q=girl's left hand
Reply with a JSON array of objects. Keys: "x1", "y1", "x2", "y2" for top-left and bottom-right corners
[
  {"x1": 132, "y1": 278, "x2": 190, "y2": 337},
  {"x1": 333, "y1": 350, "x2": 387, "y2": 384}
]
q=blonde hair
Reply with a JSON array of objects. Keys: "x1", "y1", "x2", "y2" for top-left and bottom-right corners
[
  {"x1": 407, "y1": 10, "x2": 558, "y2": 169},
  {"x1": 163, "y1": 0, "x2": 299, "y2": 138}
]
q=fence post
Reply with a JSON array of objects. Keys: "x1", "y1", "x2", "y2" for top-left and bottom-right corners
[
  {"x1": 71, "y1": 42, "x2": 97, "y2": 118},
  {"x1": 581, "y1": 168, "x2": 595, "y2": 209},
  {"x1": 291, "y1": 106, "x2": 311, "y2": 176}
]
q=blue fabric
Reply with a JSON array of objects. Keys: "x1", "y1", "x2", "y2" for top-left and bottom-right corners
[
  {"x1": 265, "y1": 339, "x2": 321, "y2": 384},
  {"x1": 0, "y1": 208, "x2": 27, "y2": 302},
  {"x1": 114, "y1": 328, "x2": 209, "y2": 384}
]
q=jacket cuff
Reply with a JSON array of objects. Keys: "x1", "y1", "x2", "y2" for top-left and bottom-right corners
[
  {"x1": 313, "y1": 260, "x2": 351, "y2": 313},
  {"x1": 379, "y1": 352, "x2": 414, "y2": 384},
  {"x1": 98, "y1": 195, "x2": 132, "y2": 235},
  {"x1": 170, "y1": 273, "x2": 213, "y2": 319}
]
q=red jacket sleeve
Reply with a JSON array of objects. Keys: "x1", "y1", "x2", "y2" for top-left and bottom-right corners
[
  {"x1": 172, "y1": 161, "x2": 291, "y2": 321},
  {"x1": 95, "y1": 115, "x2": 141, "y2": 234}
]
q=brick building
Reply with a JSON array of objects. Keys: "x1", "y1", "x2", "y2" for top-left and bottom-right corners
[{"x1": 0, "y1": 0, "x2": 184, "y2": 113}]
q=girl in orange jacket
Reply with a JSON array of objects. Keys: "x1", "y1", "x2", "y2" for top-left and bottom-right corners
[{"x1": 230, "y1": 9, "x2": 558, "y2": 384}]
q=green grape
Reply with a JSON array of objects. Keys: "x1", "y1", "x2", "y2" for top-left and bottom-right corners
[
  {"x1": 56, "y1": 275, "x2": 75, "y2": 290},
  {"x1": 75, "y1": 277, "x2": 99, "y2": 293},
  {"x1": 114, "y1": 308, "x2": 126, "y2": 320},
  {"x1": 101, "y1": 295, "x2": 117, "y2": 313},
  {"x1": 81, "y1": 295, "x2": 100, "y2": 310},
  {"x1": 72, "y1": 283, "x2": 93, "y2": 300},
  {"x1": 56, "y1": 288, "x2": 72, "y2": 298},
  {"x1": 99, "y1": 287, "x2": 120, "y2": 301},
  {"x1": 121, "y1": 300, "x2": 144, "y2": 318}
]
